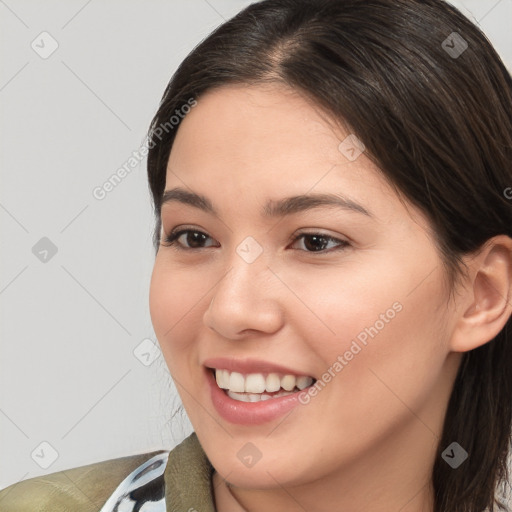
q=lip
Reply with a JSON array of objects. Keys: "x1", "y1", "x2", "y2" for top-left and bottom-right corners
[
  {"x1": 202, "y1": 357, "x2": 314, "y2": 377},
  {"x1": 205, "y1": 366, "x2": 309, "y2": 425}
]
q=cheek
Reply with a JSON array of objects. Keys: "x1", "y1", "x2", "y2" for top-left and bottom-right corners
[
  {"x1": 306, "y1": 264, "x2": 449, "y2": 433},
  {"x1": 276, "y1": 256, "x2": 409, "y2": 357},
  {"x1": 285, "y1": 255, "x2": 449, "y2": 402},
  {"x1": 149, "y1": 258, "x2": 205, "y2": 368}
]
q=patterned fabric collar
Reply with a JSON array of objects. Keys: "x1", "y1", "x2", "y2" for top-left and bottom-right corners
[
  {"x1": 99, "y1": 451, "x2": 170, "y2": 511},
  {"x1": 99, "y1": 433, "x2": 216, "y2": 512}
]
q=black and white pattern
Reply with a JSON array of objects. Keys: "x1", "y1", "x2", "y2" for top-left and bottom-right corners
[{"x1": 99, "y1": 451, "x2": 170, "y2": 512}]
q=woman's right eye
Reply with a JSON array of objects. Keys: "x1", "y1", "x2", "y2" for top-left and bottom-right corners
[{"x1": 162, "y1": 229, "x2": 218, "y2": 250}]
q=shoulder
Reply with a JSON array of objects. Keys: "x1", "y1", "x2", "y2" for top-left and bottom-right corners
[{"x1": 0, "y1": 449, "x2": 169, "y2": 512}]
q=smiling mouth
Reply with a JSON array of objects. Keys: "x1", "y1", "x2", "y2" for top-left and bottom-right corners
[{"x1": 209, "y1": 368, "x2": 317, "y2": 402}]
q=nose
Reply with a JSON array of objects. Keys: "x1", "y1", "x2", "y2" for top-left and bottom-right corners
[{"x1": 202, "y1": 252, "x2": 284, "y2": 340}]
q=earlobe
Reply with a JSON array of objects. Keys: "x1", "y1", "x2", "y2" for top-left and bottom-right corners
[{"x1": 449, "y1": 235, "x2": 512, "y2": 353}]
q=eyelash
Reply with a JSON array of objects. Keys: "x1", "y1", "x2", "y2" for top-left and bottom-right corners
[{"x1": 161, "y1": 228, "x2": 350, "y2": 254}]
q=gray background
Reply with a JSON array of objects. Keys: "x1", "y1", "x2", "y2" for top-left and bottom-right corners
[{"x1": 1, "y1": 0, "x2": 511, "y2": 491}]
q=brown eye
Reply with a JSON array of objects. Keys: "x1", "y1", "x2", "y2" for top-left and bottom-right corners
[
  {"x1": 291, "y1": 233, "x2": 350, "y2": 253},
  {"x1": 162, "y1": 229, "x2": 217, "y2": 249}
]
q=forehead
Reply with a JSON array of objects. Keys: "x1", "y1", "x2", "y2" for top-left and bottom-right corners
[
  {"x1": 168, "y1": 84, "x2": 376, "y2": 186},
  {"x1": 164, "y1": 84, "x2": 428, "y2": 232},
  {"x1": 172, "y1": 83, "x2": 344, "y2": 158}
]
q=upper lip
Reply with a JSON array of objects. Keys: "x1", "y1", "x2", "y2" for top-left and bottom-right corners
[{"x1": 203, "y1": 357, "x2": 315, "y2": 378}]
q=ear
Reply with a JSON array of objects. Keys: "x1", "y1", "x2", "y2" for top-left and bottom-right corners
[{"x1": 449, "y1": 235, "x2": 512, "y2": 353}]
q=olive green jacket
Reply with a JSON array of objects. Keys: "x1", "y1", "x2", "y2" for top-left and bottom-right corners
[{"x1": 0, "y1": 433, "x2": 216, "y2": 511}]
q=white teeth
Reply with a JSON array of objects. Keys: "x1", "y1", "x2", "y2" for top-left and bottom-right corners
[
  {"x1": 281, "y1": 374, "x2": 296, "y2": 391},
  {"x1": 229, "y1": 372, "x2": 245, "y2": 393},
  {"x1": 216, "y1": 369, "x2": 230, "y2": 389},
  {"x1": 296, "y1": 376, "x2": 313, "y2": 390},
  {"x1": 227, "y1": 389, "x2": 296, "y2": 402},
  {"x1": 266, "y1": 373, "x2": 281, "y2": 392},
  {"x1": 245, "y1": 373, "x2": 266, "y2": 393},
  {"x1": 227, "y1": 391, "x2": 251, "y2": 402},
  {"x1": 215, "y1": 369, "x2": 227, "y2": 389},
  {"x1": 214, "y1": 368, "x2": 314, "y2": 397}
]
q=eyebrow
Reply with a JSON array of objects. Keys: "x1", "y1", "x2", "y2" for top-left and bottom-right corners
[{"x1": 161, "y1": 187, "x2": 373, "y2": 218}]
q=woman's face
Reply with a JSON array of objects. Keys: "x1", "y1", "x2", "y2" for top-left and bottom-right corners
[{"x1": 149, "y1": 83, "x2": 461, "y2": 492}]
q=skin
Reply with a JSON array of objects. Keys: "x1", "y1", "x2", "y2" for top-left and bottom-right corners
[{"x1": 149, "y1": 83, "x2": 512, "y2": 512}]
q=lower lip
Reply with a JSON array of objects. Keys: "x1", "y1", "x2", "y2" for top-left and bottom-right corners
[{"x1": 206, "y1": 368, "x2": 308, "y2": 425}]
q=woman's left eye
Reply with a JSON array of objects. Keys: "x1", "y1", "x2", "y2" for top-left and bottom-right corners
[
  {"x1": 291, "y1": 233, "x2": 350, "y2": 253},
  {"x1": 161, "y1": 229, "x2": 350, "y2": 254}
]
